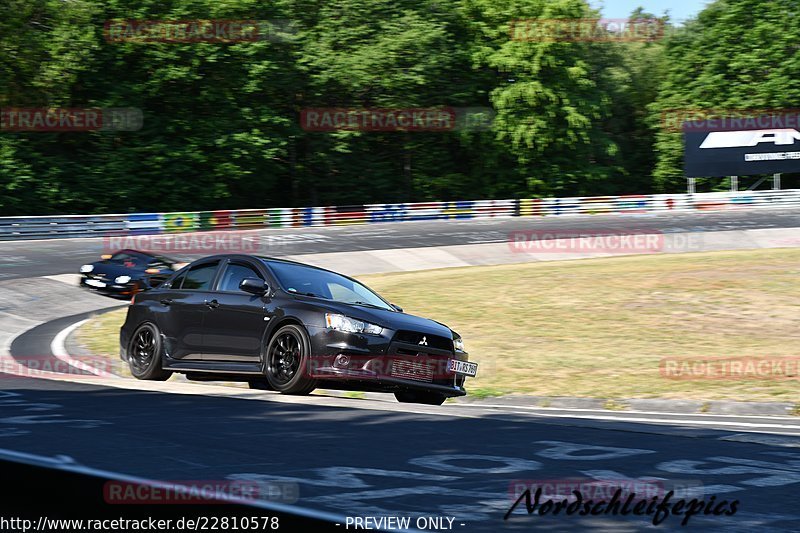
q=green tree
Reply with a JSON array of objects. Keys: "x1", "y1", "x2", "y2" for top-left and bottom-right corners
[{"x1": 650, "y1": 0, "x2": 800, "y2": 191}]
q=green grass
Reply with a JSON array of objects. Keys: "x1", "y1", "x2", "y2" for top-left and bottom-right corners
[
  {"x1": 466, "y1": 387, "x2": 506, "y2": 400},
  {"x1": 74, "y1": 248, "x2": 800, "y2": 403},
  {"x1": 74, "y1": 308, "x2": 131, "y2": 377}
]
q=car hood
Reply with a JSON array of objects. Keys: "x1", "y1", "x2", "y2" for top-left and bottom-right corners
[
  {"x1": 87, "y1": 261, "x2": 142, "y2": 278},
  {"x1": 292, "y1": 295, "x2": 453, "y2": 338}
]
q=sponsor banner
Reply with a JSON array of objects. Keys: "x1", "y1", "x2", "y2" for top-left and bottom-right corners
[
  {"x1": 683, "y1": 111, "x2": 800, "y2": 176},
  {"x1": 442, "y1": 201, "x2": 474, "y2": 220},
  {"x1": 267, "y1": 208, "x2": 295, "y2": 228},
  {"x1": 103, "y1": 480, "x2": 299, "y2": 504},
  {"x1": 326, "y1": 205, "x2": 367, "y2": 225},
  {"x1": 198, "y1": 210, "x2": 232, "y2": 231},
  {"x1": 368, "y1": 204, "x2": 407, "y2": 223},
  {"x1": 469, "y1": 199, "x2": 514, "y2": 218},
  {"x1": 297, "y1": 207, "x2": 313, "y2": 227},
  {"x1": 126, "y1": 213, "x2": 162, "y2": 236},
  {"x1": 406, "y1": 202, "x2": 445, "y2": 221},
  {"x1": 510, "y1": 18, "x2": 666, "y2": 42},
  {"x1": 660, "y1": 356, "x2": 800, "y2": 380},
  {"x1": 233, "y1": 210, "x2": 268, "y2": 228},
  {"x1": 547, "y1": 198, "x2": 582, "y2": 216},
  {"x1": 518, "y1": 198, "x2": 544, "y2": 217},
  {"x1": 103, "y1": 19, "x2": 297, "y2": 43},
  {"x1": 616, "y1": 195, "x2": 650, "y2": 214},
  {"x1": 162, "y1": 212, "x2": 198, "y2": 233},
  {"x1": 0, "y1": 108, "x2": 142, "y2": 132},
  {"x1": 580, "y1": 196, "x2": 616, "y2": 215}
]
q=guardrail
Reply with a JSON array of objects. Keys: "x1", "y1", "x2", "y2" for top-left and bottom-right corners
[{"x1": 1, "y1": 189, "x2": 798, "y2": 240}]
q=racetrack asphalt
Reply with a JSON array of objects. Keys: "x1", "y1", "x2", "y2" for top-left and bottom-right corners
[
  {"x1": 2, "y1": 207, "x2": 800, "y2": 280},
  {"x1": 1, "y1": 209, "x2": 800, "y2": 531},
  {"x1": 1, "y1": 372, "x2": 800, "y2": 531}
]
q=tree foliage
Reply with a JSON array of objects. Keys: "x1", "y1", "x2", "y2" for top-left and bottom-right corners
[{"x1": 0, "y1": 0, "x2": 793, "y2": 214}]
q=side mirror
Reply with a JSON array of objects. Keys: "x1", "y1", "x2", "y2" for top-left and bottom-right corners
[
  {"x1": 240, "y1": 277, "x2": 270, "y2": 296},
  {"x1": 391, "y1": 303, "x2": 404, "y2": 313},
  {"x1": 100, "y1": 254, "x2": 112, "y2": 260}
]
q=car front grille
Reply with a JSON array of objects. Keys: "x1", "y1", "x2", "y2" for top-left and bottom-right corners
[
  {"x1": 393, "y1": 330, "x2": 453, "y2": 352},
  {"x1": 391, "y1": 360, "x2": 434, "y2": 383}
]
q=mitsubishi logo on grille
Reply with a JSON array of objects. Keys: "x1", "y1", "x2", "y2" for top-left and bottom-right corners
[{"x1": 418, "y1": 336, "x2": 428, "y2": 346}]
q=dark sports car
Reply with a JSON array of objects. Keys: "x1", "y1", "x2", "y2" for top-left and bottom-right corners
[
  {"x1": 80, "y1": 249, "x2": 182, "y2": 297},
  {"x1": 119, "y1": 254, "x2": 477, "y2": 404}
]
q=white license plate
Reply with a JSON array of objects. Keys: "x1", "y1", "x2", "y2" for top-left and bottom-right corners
[
  {"x1": 85, "y1": 279, "x2": 106, "y2": 288},
  {"x1": 448, "y1": 359, "x2": 478, "y2": 377}
]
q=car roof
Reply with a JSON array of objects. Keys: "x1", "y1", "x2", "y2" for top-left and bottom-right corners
[{"x1": 186, "y1": 254, "x2": 348, "y2": 277}]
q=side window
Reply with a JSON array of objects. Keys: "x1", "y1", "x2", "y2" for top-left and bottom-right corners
[
  {"x1": 218, "y1": 263, "x2": 263, "y2": 292},
  {"x1": 169, "y1": 272, "x2": 186, "y2": 290},
  {"x1": 111, "y1": 252, "x2": 142, "y2": 268},
  {"x1": 182, "y1": 262, "x2": 219, "y2": 290}
]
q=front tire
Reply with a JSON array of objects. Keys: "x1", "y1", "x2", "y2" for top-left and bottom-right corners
[
  {"x1": 395, "y1": 391, "x2": 447, "y2": 405},
  {"x1": 264, "y1": 324, "x2": 317, "y2": 395},
  {"x1": 128, "y1": 323, "x2": 172, "y2": 381}
]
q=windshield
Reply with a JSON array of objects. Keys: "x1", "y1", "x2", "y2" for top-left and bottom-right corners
[
  {"x1": 263, "y1": 260, "x2": 393, "y2": 311},
  {"x1": 108, "y1": 251, "x2": 144, "y2": 267}
]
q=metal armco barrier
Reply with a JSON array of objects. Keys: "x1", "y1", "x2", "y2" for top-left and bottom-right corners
[{"x1": 1, "y1": 189, "x2": 799, "y2": 240}]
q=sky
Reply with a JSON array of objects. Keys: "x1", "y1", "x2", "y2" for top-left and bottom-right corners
[{"x1": 590, "y1": 0, "x2": 713, "y2": 24}]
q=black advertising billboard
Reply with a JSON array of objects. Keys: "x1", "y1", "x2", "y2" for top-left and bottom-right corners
[{"x1": 683, "y1": 111, "x2": 800, "y2": 177}]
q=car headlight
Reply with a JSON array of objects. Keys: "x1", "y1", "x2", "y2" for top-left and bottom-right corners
[
  {"x1": 325, "y1": 313, "x2": 382, "y2": 335},
  {"x1": 80, "y1": 264, "x2": 94, "y2": 273},
  {"x1": 454, "y1": 337, "x2": 465, "y2": 352},
  {"x1": 114, "y1": 275, "x2": 131, "y2": 284}
]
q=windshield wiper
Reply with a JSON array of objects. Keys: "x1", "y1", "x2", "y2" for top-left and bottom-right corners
[
  {"x1": 351, "y1": 301, "x2": 388, "y2": 310},
  {"x1": 288, "y1": 289, "x2": 329, "y2": 299}
]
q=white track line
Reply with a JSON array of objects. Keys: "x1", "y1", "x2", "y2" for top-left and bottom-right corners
[
  {"x1": 469, "y1": 408, "x2": 800, "y2": 432},
  {"x1": 50, "y1": 318, "x2": 118, "y2": 379},
  {"x1": 465, "y1": 403, "x2": 800, "y2": 421}
]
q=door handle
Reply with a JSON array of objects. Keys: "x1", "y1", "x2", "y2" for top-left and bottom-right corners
[
  {"x1": 204, "y1": 299, "x2": 220, "y2": 309},
  {"x1": 160, "y1": 298, "x2": 173, "y2": 306}
]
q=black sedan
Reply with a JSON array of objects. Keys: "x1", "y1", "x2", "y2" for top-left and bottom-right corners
[
  {"x1": 80, "y1": 249, "x2": 182, "y2": 298},
  {"x1": 120, "y1": 254, "x2": 477, "y2": 405}
]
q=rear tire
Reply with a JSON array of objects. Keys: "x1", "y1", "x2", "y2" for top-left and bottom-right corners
[
  {"x1": 395, "y1": 391, "x2": 447, "y2": 405},
  {"x1": 128, "y1": 323, "x2": 172, "y2": 381},
  {"x1": 264, "y1": 324, "x2": 317, "y2": 395}
]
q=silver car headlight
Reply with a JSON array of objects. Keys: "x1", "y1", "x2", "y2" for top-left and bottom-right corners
[
  {"x1": 80, "y1": 264, "x2": 94, "y2": 273},
  {"x1": 114, "y1": 275, "x2": 131, "y2": 284},
  {"x1": 325, "y1": 313, "x2": 382, "y2": 335}
]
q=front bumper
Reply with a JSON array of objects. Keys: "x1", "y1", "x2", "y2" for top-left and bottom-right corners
[
  {"x1": 306, "y1": 325, "x2": 471, "y2": 397},
  {"x1": 80, "y1": 275, "x2": 140, "y2": 297}
]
